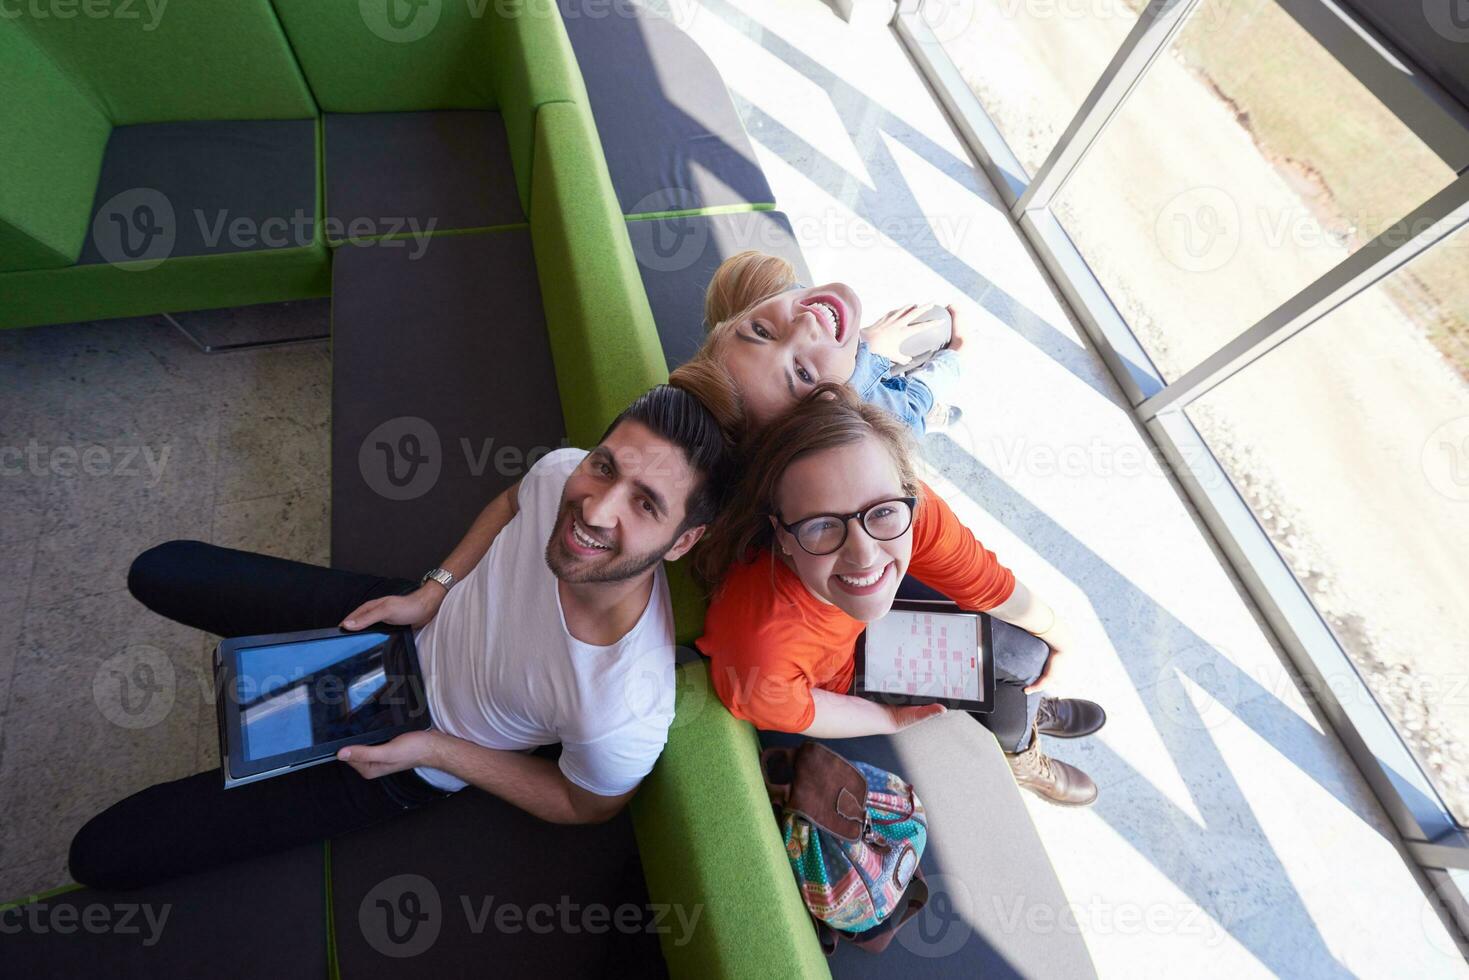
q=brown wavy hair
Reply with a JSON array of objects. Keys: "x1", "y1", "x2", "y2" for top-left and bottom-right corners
[{"x1": 691, "y1": 382, "x2": 922, "y2": 589}]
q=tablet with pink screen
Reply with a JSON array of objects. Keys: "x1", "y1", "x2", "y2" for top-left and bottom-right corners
[{"x1": 854, "y1": 600, "x2": 995, "y2": 713}]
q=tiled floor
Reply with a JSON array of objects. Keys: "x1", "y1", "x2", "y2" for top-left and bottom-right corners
[{"x1": 0, "y1": 317, "x2": 330, "y2": 898}]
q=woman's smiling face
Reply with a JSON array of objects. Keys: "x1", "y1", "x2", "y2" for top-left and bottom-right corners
[
  {"x1": 771, "y1": 434, "x2": 913, "y2": 621},
  {"x1": 716, "y1": 282, "x2": 863, "y2": 426}
]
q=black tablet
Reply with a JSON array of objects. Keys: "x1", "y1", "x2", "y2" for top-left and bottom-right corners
[
  {"x1": 854, "y1": 599, "x2": 996, "y2": 714},
  {"x1": 213, "y1": 626, "x2": 431, "y2": 789}
]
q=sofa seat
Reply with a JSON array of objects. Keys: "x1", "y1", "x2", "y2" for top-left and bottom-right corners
[
  {"x1": 323, "y1": 111, "x2": 526, "y2": 244},
  {"x1": 329, "y1": 229, "x2": 564, "y2": 580}
]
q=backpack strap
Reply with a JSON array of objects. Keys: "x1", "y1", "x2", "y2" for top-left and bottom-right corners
[
  {"x1": 838, "y1": 868, "x2": 930, "y2": 954},
  {"x1": 760, "y1": 742, "x2": 868, "y2": 841}
]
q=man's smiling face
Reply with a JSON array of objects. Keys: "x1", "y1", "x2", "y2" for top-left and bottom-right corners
[{"x1": 544, "y1": 420, "x2": 703, "y2": 584}]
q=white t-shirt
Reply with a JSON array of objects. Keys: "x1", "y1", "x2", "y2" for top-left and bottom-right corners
[{"x1": 412, "y1": 448, "x2": 677, "y2": 796}]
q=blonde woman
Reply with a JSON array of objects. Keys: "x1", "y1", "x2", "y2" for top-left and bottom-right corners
[{"x1": 669, "y1": 251, "x2": 965, "y2": 441}]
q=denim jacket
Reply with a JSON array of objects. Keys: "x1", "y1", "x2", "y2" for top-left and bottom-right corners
[{"x1": 849, "y1": 341, "x2": 962, "y2": 437}]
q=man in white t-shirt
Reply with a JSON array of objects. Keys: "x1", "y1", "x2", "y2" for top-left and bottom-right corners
[
  {"x1": 333, "y1": 385, "x2": 729, "y2": 822},
  {"x1": 68, "y1": 385, "x2": 731, "y2": 890}
]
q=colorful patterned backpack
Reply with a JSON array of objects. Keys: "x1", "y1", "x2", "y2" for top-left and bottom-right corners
[{"x1": 760, "y1": 741, "x2": 930, "y2": 954}]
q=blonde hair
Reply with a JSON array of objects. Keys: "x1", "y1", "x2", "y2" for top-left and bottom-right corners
[
  {"x1": 692, "y1": 382, "x2": 921, "y2": 589},
  {"x1": 668, "y1": 251, "x2": 802, "y2": 449}
]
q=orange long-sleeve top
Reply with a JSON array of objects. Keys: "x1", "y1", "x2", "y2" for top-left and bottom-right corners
[{"x1": 695, "y1": 483, "x2": 1016, "y2": 732}]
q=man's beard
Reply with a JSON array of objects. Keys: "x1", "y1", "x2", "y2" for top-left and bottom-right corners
[{"x1": 544, "y1": 505, "x2": 675, "y2": 584}]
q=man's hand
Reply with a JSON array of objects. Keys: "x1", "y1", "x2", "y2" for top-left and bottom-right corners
[
  {"x1": 884, "y1": 701, "x2": 947, "y2": 732},
  {"x1": 341, "y1": 583, "x2": 445, "y2": 631},
  {"x1": 337, "y1": 730, "x2": 441, "y2": 780}
]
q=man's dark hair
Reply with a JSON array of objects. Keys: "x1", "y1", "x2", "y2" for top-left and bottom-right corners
[{"x1": 600, "y1": 384, "x2": 732, "y2": 531}]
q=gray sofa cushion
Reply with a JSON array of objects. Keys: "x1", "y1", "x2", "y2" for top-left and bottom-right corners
[
  {"x1": 559, "y1": 0, "x2": 776, "y2": 215},
  {"x1": 329, "y1": 230, "x2": 564, "y2": 580}
]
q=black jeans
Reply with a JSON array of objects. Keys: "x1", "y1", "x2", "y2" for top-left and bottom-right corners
[
  {"x1": 68, "y1": 541, "x2": 451, "y2": 891},
  {"x1": 894, "y1": 577, "x2": 1045, "y2": 753}
]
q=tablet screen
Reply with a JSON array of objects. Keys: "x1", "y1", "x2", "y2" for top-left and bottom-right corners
[
  {"x1": 861, "y1": 608, "x2": 984, "y2": 701},
  {"x1": 234, "y1": 632, "x2": 402, "y2": 763}
]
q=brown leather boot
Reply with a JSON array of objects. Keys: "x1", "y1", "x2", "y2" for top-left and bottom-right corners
[
  {"x1": 1007, "y1": 732, "x2": 1098, "y2": 807},
  {"x1": 1036, "y1": 697, "x2": 1107, "y2": 738}
]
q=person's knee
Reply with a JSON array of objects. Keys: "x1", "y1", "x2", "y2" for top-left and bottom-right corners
[{"x1": 127, "y1": 540, "x2": 208, "y2": 609}]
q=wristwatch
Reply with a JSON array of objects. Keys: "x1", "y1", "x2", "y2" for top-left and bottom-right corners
[{"x1": 421, "y1": 567, "x2": 455, "y2": 592}]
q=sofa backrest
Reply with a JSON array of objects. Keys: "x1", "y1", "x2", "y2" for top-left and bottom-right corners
[
  {"x1": 0, "y1": 24, "x2": 111, "y2": 272},
  {"x1": 9, "y1": 0, "x2": 315, "y2": 124},
  {"x1": 270, "y1": 0, "x2": 500, "y2": 111}
]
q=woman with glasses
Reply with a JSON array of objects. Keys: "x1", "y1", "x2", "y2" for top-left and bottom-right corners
[{"x1": 692, "y1": 383, "x2": 1107, "y2": 805}]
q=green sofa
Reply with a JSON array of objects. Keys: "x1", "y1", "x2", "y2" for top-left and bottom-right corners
[
  {"x1": 1, "y1": 2, "x2": 825, "y2": 977},
  {"x1": 2, "y1": 4, "x2": 1094, "y2": 978}
]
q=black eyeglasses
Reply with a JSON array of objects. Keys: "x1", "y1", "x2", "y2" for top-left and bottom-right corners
[{"x1": 774, "y1": 497, "x2": 918, "y2": 556}]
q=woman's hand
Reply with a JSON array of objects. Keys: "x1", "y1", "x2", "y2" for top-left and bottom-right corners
[
  {"x1": 884, "y1": 701, "x2": 948, "y2": 732},
  {"x1": 341, "y1": 583, "x2": 445, "y2": 631},
  {"x1": 945, "y1": 303, "x2": 968, "y2": 354},
  {"x1": 1025, "y1": 622, "x2": 1072, "y2": 694},
  {"x1": 860, "y1": 304, "x2": 928, "y2": 365}
]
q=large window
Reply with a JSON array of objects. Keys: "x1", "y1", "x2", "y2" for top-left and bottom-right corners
[
  {"x1": 898, "y1": 0, "x2": 1469, "y2": 890},
  {"x1": 927, "y1": 0, "x2": 1140, "y2": 176},
  {"x1": 1187, "y1": 224, "x2": 1469, "y2": 821},
  {"x1": 1050, "y1": 0, "x2": 1458, "y2": 381}
]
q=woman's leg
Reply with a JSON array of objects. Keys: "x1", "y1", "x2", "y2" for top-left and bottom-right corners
[
  {"x1": 127, "y1": 539, "x2": 416, "y2": 636},
  {"x1": 69, "y1": 760, "x2": 448, "y2": 891}
]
